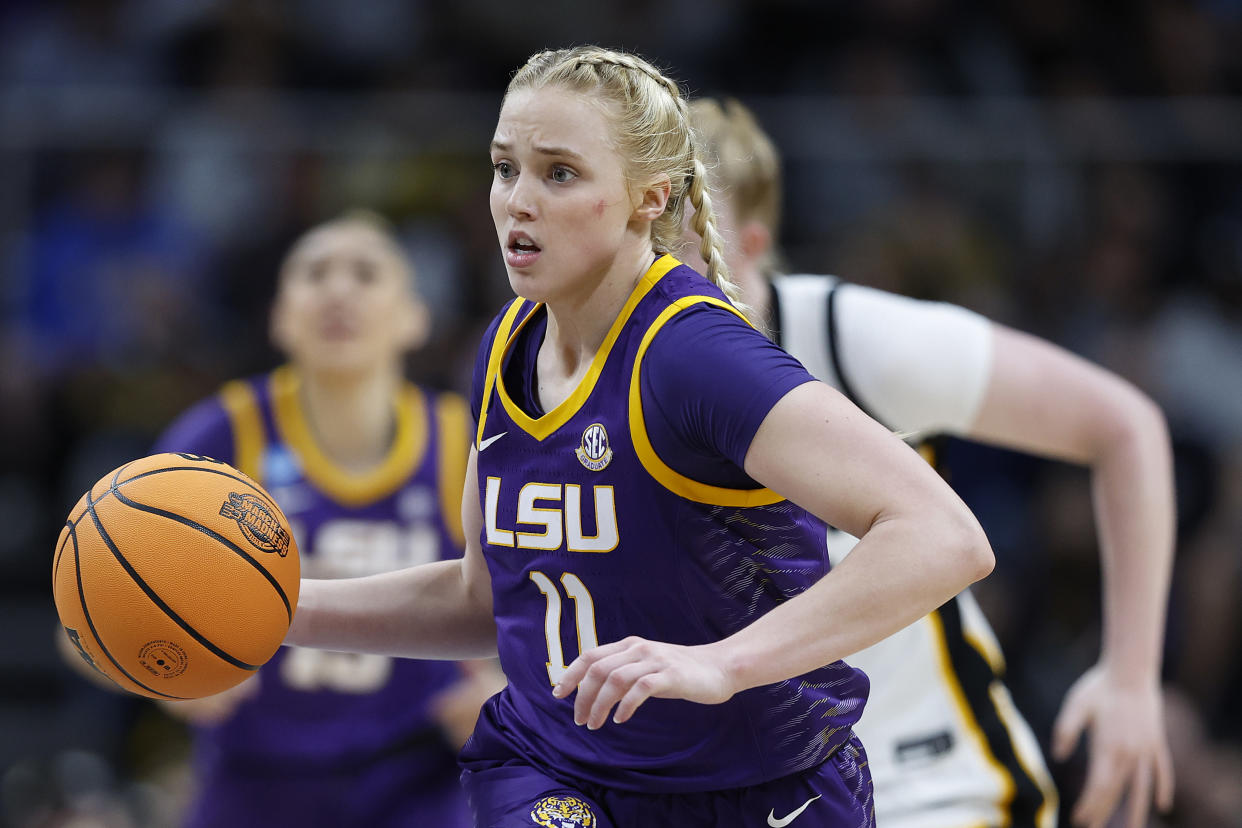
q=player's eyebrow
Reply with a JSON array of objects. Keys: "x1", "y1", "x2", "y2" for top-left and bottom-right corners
[{"x1": 490, "y1": 139, "x2": 584, "y2": 161}]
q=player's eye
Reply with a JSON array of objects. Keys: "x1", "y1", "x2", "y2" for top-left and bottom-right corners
[
  {"x1": 354, "y1": 260, "x2": 378, "y2": 285},
  {"x1": 306, "y1": 261, "x2": 328, "y2": 283},
  {"x1": 550, "y1": 166, "x2": 576, "y2": 184},
  {"x1": 493, "y1": 160, "x2": 515, "y2": 179}
]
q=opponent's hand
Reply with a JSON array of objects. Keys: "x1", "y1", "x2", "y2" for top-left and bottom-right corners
[
  {"x1": 157, "y1": 675, "x2": 260, "y2": 726},
  {"x1": 1051, "y1": 664, "x2": 1174, "y2": 828},
  {"x1": 553, "y1": 636, "x2": 735, "y2": 730}
]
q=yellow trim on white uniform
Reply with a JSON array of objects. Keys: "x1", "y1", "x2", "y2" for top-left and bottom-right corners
[
  {"x1": 628, "y1": 295, "x2": 784, "y2": 507},
  {"x1": 435, "y1": 391, "x2": 470, "y2": 548},
  {"x1": 989, "y1": 681, "x2": 1060, "y2": 828},
  {"x1": 219, "y1": 379, "x2": 265, "y2": 481},
  {"x1": 494, "y1": 255, "x2": 681, "y2": 442},
  {"x1": 928, "y1": 609, "x2": 1016, "y2": 827},
  {"x1": 269, "y1": 365, "x2": 427, "y2": 507},
  {"x1": 960, "y1": 590, "x2": 1008, "y2": 675}
]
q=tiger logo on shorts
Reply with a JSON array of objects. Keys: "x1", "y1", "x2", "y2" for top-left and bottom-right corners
[{"x1": 530, "y1": 794, "x2": 597, "y2": 828}]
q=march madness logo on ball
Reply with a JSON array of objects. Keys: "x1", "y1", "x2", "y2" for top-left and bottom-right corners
[
  {"x1": 575, "y1": 423, "x2": 612, "y2": 471},
  {"x1": 219, "y1": 492, "x2": 291, "y2": 557},
  {"x1": 530, "y1": 795, "x2": 597, "y2": 828}
]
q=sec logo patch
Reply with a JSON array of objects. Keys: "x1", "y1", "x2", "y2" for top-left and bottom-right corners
[{"x1": 575, "y1": 423, "x2": 612, "y2": 472}]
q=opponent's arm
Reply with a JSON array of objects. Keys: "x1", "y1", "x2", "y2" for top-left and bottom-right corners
[
  {"x1": 837, "y1": 286, "x2": 1175, "y2": 827},
  {"x1": 968, "y1": 325, "x2": 1175, "y2": 828},
  {"x1": 558, "y1": 380, "x2": 994, "y2": 727},
  {"x1": 285, "y1": 447, "x2": 497, "y2": 660}
]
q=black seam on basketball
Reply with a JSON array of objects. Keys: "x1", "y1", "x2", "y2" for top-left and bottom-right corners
[
  {"x1": 66, "y1": 464, "x2": 281, "y2": 533},
  {"x1": 53, "y1": 521, "x2": 73, "y2": 582},
  {"x1": 69, "y1": 518, "x2": 188, "y2": 700},
  {"x1": 116, "y1": 465, "x2": 280, "y2": 511},
  {"x1": 109, "y1": 485, "x2": 293, "y2": 623},
  {"x1": 85, "y1": 486, "x2": 262, "y2": 672}
]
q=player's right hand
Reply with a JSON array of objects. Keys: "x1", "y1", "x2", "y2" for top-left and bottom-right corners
[
  {"x1": 156, "y1": 674, "x2": 260, "y2": 726},
  {"x1": 554, "y1": 636, "x2": 736, "y2": 730},
  {"x1": 1051, "y1": 664, "x2": 1174, "y2": 828}
]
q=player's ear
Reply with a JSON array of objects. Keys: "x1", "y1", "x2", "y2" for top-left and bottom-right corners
[
  {"x1": 739, "y1": 219, "x2": 772, "y2": 265},
  {"x1": 632, "y1": 174, "x2": 671, "y2": 223}
]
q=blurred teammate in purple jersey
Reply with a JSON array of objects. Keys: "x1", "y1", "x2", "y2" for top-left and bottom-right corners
[
  {"x1": 284, "y1": 47, "x2": 996, "y2": 827},
  {"x1": 154, "y1": 213, "x2": 498, "y2": 828},
  {"x1": 682, "y1": 99, "x2": 1175, "y2": 828}
]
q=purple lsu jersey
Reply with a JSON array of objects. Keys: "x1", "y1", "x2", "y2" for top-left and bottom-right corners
[
  {"x1": 155, "y1": 365, "x2": 470, "y2": 769},
  {"x1": 470, "y1": 255, "x2": 870, "y2": 793}
]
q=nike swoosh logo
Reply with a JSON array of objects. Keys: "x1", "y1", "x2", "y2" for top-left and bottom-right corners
[
  {"x1": 479, "y1": 432, "x2": 507, "y2": 451},
  {"x1": 767, "y1": 794, "x2": 821, "y2": 827}
]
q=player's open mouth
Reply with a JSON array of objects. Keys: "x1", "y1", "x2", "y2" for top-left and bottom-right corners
[{"x1": 505, "y1": 231, "x2": 541, "y2": 267}]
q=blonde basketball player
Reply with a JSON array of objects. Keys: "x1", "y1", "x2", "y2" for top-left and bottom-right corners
[{"x1": 284, "y1": 47, "x2": 998, "y2": 827}]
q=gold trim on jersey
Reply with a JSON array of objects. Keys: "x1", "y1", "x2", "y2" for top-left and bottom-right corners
[
  {"x1": 491, "y1": 255, "x2": 681, "y2": 442},
  {"x1": 476, "y1": 298, "x2": 534, "y2": 449},
  {"x1": 219, "y1": 379, "x2": 265, "y2": 481},
  {"x1": 928, "y1": 609, "x2": 1015, "y2": 826},
  {"x1": 629, "y1": 295, "x2": 784, "y2": 507},
  {"x1": 269, "y1": 365, "x2": 427, "y2": 507},
  {"x1": 435, "y1": 391, "x2": 470, "y2": 548}
]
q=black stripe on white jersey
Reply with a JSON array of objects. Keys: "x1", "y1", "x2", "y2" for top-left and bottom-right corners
[{"x1": 937, "y1": 598, "x2": 1052, "y2": 827}]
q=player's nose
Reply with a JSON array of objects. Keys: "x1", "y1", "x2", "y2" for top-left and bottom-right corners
[{"x1": 505, "y1": 174, "x2": 537, "y2": 221}]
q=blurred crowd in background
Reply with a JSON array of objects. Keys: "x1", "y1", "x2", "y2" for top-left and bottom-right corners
[{"x1": 1, "y1": 0, "x2": 1240, "y2": 825}]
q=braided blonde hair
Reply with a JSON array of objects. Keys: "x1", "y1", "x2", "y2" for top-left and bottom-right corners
[
  {"x1": 689, "y1": 98, "x2": 784, "y2": 279},
  {"x1": 507, "y1": 47, "x2": 749, "y2": 316}
]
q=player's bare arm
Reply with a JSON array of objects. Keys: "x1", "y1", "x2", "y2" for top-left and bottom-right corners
[
  {"x1": 286, "y1": 447, "x2": 497, "y2": 660},
  {"x1": 968, "y1": 324, "x2": 1176, "y2": 828},
  {"x1": 558, "y1": 380, "x2": 994, "y2": 729}
]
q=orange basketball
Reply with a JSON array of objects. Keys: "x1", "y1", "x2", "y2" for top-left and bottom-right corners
[{"x1": 52, "y1": 453, "x2": 300, "y2": 700}]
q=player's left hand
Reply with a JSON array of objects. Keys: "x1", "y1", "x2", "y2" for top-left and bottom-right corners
[
  {"x1": 553, "y1": 636, "x2": 735, "y2": 730},
  {"x1": 1051, "y1": 663, "x2": 1174, "y2": 828}
]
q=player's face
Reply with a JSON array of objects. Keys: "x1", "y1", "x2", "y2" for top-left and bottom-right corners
[
  {"x1": 271, "y1": 224, "x2": 423, "y2": 375},
  {"x1": 489, "y1": 86, "x2": 639, "y2": 304}
]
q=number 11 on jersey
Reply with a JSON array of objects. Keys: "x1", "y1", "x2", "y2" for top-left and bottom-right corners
[{"x1": 530, "y1": 571, "x2": 598, "y2": 684}]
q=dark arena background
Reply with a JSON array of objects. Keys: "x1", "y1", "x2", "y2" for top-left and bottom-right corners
[{"x1": 1, "y1": 1, "x2": 1240, "y2": 826}]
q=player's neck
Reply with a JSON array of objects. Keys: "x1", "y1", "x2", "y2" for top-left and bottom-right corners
[
  {"x1": 542, "y1": 245, "x2": 652, "y2": 369},
  {"x1": 536, "y1": 245, "x2": 651, "y2": 412},
  {"x1": 734, "y1": 262, "x2": 773, "y2": 332},
  {"x1": 297, "y1": 365, "x2": 402, "y2": 474}
]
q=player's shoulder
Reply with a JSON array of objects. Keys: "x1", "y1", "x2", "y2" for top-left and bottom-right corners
[
  {"x1": 409, "y1": 381, "x2": 469, "y2": 419},
  {"x1": 646, "y1": 260, "x2": 757, "y2": 332},
  {"x1": 154, "y1": 372, "x2": 269, "y2": 459},
  {"x1": 651, "y1": 258, "x2": 729, "y2": 303},
  {"x1": 476, "y1": 297, "x2": 539, "y2": 359},
  {"x1": 772, "y1": 272, "x2": 842, "y2": 302}
]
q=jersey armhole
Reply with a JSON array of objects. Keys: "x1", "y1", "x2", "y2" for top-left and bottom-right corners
[
  {"x1": 628, "y1": 296, "x2": 784, "y2": 507},
  {"x1": 475, "y1": 299, "x2": 531, "y2": 450}
]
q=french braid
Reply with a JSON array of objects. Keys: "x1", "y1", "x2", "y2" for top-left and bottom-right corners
[{"x1": 507, "y1": 46, "x2": 752, "y2": 319}]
